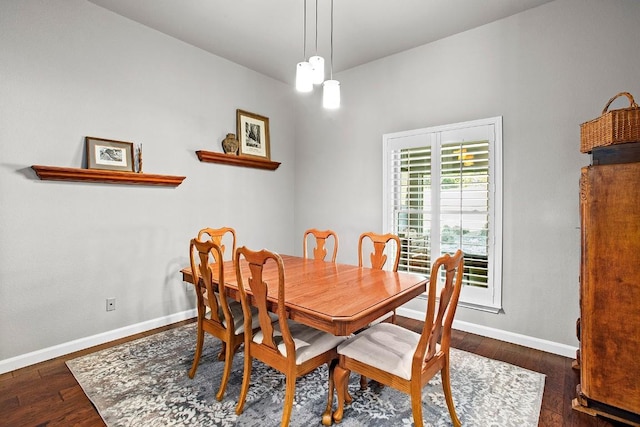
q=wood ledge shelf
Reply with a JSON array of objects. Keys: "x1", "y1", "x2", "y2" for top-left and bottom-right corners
[
  {"x1": 196, "y1": 150, "x2": 280, "y2": 170},
  {"x1": 31, "y1": 165, "x2": 185, "y2": 187}
]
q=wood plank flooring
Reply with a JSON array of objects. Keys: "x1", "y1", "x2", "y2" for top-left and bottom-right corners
[{"x1": 0, "y1": 317, "x2": 625, "y2": 426}]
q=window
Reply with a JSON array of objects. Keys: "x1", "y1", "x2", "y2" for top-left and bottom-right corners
[{"x1": 383, "y1": 117, "x2": 502, "y2": 312}]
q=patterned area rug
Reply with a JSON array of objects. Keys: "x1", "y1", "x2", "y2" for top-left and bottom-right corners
[{"x1": 66, "y1": 323, "x2": 544, "y2": 426}]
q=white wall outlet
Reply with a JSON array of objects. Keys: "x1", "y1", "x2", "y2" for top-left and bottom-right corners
[{"x1": 106, "y1": 298, "x2": 116, "y2": 311}]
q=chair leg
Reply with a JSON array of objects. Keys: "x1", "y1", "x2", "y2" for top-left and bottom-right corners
[
  {"x1": 188, "y1": 320, "x2": 205, "y2": 378},
  {"x1": 217, "y1": 342, "x2": 227, "y2": 361},
  {"x1": 235, "y1": 353, "x2": 252, "y2": 415},
  {"x1": 359, "y1": 374, "x2": 368, "y2": 390},
  {"x1": 332, "y1": 365, "x2": 351, "y2": 424},
  {"x1": 322, "y1": 360, "x2": 337, "y2": 426},
  {"x1": 216, "y1": 340, "x2": 235, "y2": 401},
  {"x1": 281, "y1": 374, "x2": 296, "y2": 427},
  {"x1": 410, "y1": 386, "x2": 424, "y2": 427},
  {"x1": 441, "y1": 360, "x2": 461, "y2": 427}
]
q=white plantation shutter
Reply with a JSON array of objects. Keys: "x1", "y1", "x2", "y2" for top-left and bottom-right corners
[
  {"x1": 389, "y1": 144, "x2": 433, "y2": 275},
  {"x1": 440, "y1": 139, "x2": 490, "y2": 288},
  {"x1": 383, "y1": 117, "x2": 502, "y2": 312}
]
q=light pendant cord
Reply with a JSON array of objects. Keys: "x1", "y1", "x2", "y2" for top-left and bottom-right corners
[
  {"x1": 314, "y1": 0, "x2": 319, "y2": 54},
  {"x1": 303, "y1": 0, "x2": 307, "y2": 59},
  {"x1": 330, "y1": 0, "x2": 334, "y2": 79}
]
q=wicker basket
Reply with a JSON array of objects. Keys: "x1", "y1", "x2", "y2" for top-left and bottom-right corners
[{"x1": 580, "y1": 92, "x2": 640, "y2": 153}]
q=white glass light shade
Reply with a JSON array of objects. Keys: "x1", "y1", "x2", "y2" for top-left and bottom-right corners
[
  {"x1": 296, "y1": 61, "x2": 313, "y2": 92},
  {"x1": 322, "y1": 79, "x2": 340, "y2": 108},
  {"x1": 309, "y1": 55, "x2": 325, "y2": 85}
]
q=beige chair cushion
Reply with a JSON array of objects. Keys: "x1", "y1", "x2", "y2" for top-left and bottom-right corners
[
  {"x1": 337, "y1": 322, "x2": 423, "y2": 380},
  {"x1": 254, "y1": 320, "x2": 347, "y2": 365},
  {"x1": 225, "y1": 302, "x2": 268, "y2": 334},
  {"x1": 207, "y1": 293, "x2": 275, "y2": 335}
]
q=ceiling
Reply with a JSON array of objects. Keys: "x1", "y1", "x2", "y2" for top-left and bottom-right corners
[{"x1": 87, "y1": 0, "x2": 554, "y2": 85}]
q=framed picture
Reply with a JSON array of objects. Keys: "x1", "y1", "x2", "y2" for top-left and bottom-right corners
[
  {"x1": 236, "y1": 109, "x2": 270, "y2": 160},
  {"x1": 86, "y1": 137, "x2": 135, "y2": 172}
]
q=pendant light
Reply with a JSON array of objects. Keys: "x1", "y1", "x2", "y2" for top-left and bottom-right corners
[
  {"x1": 295, "y1": 0, "x2": 312, "y2": 92},
  {"x1": 323, "y1": 0, "x2": 340, "y2": 108},
  {"x1": 296, "y1": 62, "x2": 313, "y2": 93},
  {"x1": 309, "y1": 0, "x2": 324, "y2": 85}
]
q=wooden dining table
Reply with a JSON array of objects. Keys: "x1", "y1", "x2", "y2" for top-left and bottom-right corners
[{"x1": 180, "y1": 254, "x2": 427, "y2": 336}]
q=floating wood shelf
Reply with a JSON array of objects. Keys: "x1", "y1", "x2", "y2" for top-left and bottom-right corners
[
  {"x1": 31, "y1": 165, "x2": 186, "y2": 187},
  {"x1": 196, "y1": 150, "x2": 280, "y2": 171}
]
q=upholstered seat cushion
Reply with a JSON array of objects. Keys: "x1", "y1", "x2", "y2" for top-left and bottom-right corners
[
  {"x1": 205, "y1": 294, "x2": 275, "y2": 335},
  {"x1": 225, "y1": 301, "x2": 269, "y2": 334},
  {"x1": 253, "y1": 320, "x2": 347, "y2": 365},
  {"x1": 337, "y1": 322, "x2": 423, "y2": 380}
]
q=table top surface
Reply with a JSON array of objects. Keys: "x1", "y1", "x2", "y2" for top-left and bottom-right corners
[{"x1": 181, "y1": 254, "x2": 427, "y2": 335}]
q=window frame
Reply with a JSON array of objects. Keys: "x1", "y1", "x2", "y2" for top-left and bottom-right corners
[{"x1": 382, "y1": 116, "x2": 503, "y2": 313}]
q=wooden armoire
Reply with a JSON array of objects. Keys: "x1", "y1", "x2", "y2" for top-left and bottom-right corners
[{"x1": 573, "y1": 142, "x2": 640, "y2": 425}]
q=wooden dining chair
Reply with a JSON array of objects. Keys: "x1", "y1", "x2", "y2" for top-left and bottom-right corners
[
  {"x1": 189, "y1": 226, "x2": 237, "y2": 377},
  {"x1": 188, "y1": 238, "x2": 266, "y2": 401},
  {"x1": 356, "y1": 232, "x2": 403, "y2": 388},
  {"x1": 333, "y1": 249, "x2": 465, "y2": 427},
  {"x1": 303, "y1": 228, "x2": 339, "y2": 262},
  {"x1": 197, "y1": 226, "x2": 237, "y2": 260},
  {"x1": 194, "y1": 226, "x2": 244, "y2": 364},
  {"x1": 234, "y1": 246, "x2": 347, "y2": 426},
  {"x1": 358, "y1": 231, "x2": 401, "y2": 324},
  {"x1": 358, "y1": 231, "x2": 401, "y2": 271}
]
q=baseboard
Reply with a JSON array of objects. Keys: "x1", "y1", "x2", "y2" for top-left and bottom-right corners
[
  {"x1": 397, "y1": 306, "x2": 578, "y2": 359},
  {"x1": 2, "y1": 306, "x2": 577, "y2": 374},
  {"x1": 0, "y1": 309, "x2": 197, "y2": 375}
]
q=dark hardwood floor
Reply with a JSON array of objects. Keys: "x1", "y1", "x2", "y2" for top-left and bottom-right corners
[{"x1": 0, "y1": 317, "x2": 625, "y2": 427}]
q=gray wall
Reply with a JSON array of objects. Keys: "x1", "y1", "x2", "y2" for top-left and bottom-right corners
[
  {"x1": 293, "y1": 0, "x2": 640, "y2": 349},
  {"x1": 0, "y1": 0, "x2": 296, "y2": 364}
]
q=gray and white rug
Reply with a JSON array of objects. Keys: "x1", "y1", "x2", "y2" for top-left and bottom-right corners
[{"x1": 66, "y1": 323, "x2": 545, "y2": 426}]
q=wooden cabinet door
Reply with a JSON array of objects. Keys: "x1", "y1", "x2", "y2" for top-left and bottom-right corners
[{"x1": 580, "y1": 162, "x2": 640, "y2": 415}]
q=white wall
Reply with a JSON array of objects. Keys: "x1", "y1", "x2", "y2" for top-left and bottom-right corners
[
  {"x1": 0, "y1": 0, "x2": 296, "y2": 367},
  {"x1": 294, "y1": 0, "x2": 640, "y2": 350}
]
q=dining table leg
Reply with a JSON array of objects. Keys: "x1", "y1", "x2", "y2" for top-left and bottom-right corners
[{"x1": 332, "y1": 364, "x2": 353, "y2": 423}]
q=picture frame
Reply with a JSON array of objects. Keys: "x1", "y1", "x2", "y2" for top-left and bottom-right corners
[
  {"x1": 236, "y1": 109, "x2": 270, "y2": 160},
  {"x1": 86, "y1": 136, "x2": 135, "y2": 172}
]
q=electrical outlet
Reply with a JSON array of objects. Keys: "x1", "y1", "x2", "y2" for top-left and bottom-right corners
[{"x1": 106, "y1": 298, "x2": 116, "y2": 311}]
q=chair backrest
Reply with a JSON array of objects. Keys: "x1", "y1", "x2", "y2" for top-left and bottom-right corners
[
  {"x1": 197, "y1": 227, "x2": 237, "y2": 261},
  {"x1": 303, "y1": 228, "x2": 339, "y2": 262},
  {"x1": 189, "y1": 238, "x2": 232, "y2": 326},
  {"x1": 235, "y1": 247, "x2": 296, "y2": 359},
  {"x1": 358, "y1": 232, "x2": 401, "y2": 271},
  {"x1": 415, "y1": 249, "x2": 464, "y2": 367}
]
